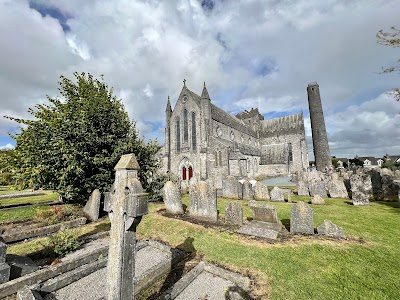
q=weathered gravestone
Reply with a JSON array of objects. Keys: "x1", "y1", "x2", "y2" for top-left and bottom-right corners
[
  {"x1": 189, "y1": 181, "x2": 218, "y2": 222},
  {"x1": 290, "y1": 201, "x2": 314, "y2": 235},
  {"x1": 222, "y1": 176, "x2": 240, "y2": 199},
  {"x1": 350, "y1": 174, "x2": 372, "y2": 206},
  {"x1": 308, "y1": 179, "x2": 327, "y2": 198},
  {"x1": 237, "y1": 201, "x2": 281, "y2": 239},
  {"x1": 241, "y1": 180, "x2": 254, "y2": 200},
  {"x1": 163, "y1": 181, "x2": 184, "y2": 214},
  {"x1": 254, "y1": 182, "x2": 270, "y2": 200},
  {"x1": 104, "y1": 154, "x2": 148, "y2": 300},
  {"x1": 317, "y1": 220, "x2": 346, "y2": 239},
  {"x1": 225, "y1": 202, "x2": 243, "y2": 226},
  {"x1": 83, "y1": 189, "x2": 102, "y2": 221},
  {"x1": 327, "y1": 179, "x2": 348, "y2": 199},
  {"x1": 270, "y1": 186, "x2": 285, "y2": 202},
  {"x1": 0, "y1": 241, "x2": 10, "y2": 284},
  {"x1": 297, "y1": 179, "x2": 309, "y2": 196},
  {"x1": 367, "y1": 169, "x2": 383, "y2": 196}
]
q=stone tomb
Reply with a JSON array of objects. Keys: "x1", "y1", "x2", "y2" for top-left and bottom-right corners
[
  {"x1": 189, "y1": 181, "x2": 218, "y2": 222},
  {"x1": 237, "y1": 201, "x2": 282, "y2": 239},
  {"x1": 350, "y1": 174, "x2": 373, "y2": 206},
  {"x1": 163, "y1": 181, "x2": 184, "y2": 214},
  {"x1": 225, "y1": 202, "x2": 243, "y2": 226},
  {"x1": 290, "y1": 201, "x2": 314, "y2": 235}
]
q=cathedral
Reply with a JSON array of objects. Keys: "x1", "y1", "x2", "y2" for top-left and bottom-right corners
[{"x1": 162, "y1": 81, "x2": 309, "y2": 188}]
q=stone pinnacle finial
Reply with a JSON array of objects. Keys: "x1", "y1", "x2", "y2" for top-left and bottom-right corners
[
  {"x1": 204, "y1": 81, "x2": 206, "y2": 87},
  {"x1": 114, "y1": 154, "x2": 140, "y2": 170},
  {"x1": 183, "y1": 79, "x2": 186, "y2": 87},
  {"x1": 201, "y1": 82, "x2": 210, "y2": 100}
]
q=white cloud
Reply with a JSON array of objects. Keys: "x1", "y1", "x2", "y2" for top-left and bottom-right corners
[
  {"x1": 0, "y1": 143, "x2": 14, "y2": 150},
  {"x1": 0, "y1": 0, "x2": 399, "y2": 159}
]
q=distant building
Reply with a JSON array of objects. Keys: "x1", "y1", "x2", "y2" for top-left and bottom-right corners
[{"x1": 162, "y1": 81, "x2": 309, "y2": 188}]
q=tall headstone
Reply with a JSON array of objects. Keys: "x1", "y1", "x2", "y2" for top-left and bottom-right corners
[
  {"x1": 242, "y1": 180, "x2": 254, "y2": 200},
  {"x1": 290, "y1": 201, "x2": 314, "y2": 235},
  {"x1": 163, "y1": 181, "x2": 184, "y2": 214},
  {"x1": 308, "y1": 179, "x2": 327, "y2": 198},
  {"x1": 307, "y1": 82, "x2": 331, "y2": 171},
  {"x1": 270, "y1": 186, "x2": 285, "y2": 202},
  {"x1": 222, "y1": 176, "x2": 240, "y2": 199},
  {"x1": 0, "y1": 241, "x2": 10, "y2": 284},
  {"x1": 104, "y1": 154, "x2": 148, "y2": 300},
  {"x1": 225, "y1": 202, "x2": 243, "y2": 226},
  {"x1": 83, "y1": 189, "x2": 102, "y2": 221},
  {"x1": 189, "y1": 181, "x2": 218, "y2": 222},
  {"x1": 297, "y1": 179, "x2": 309, "y2": 196},
  {"x1": 327, "y1": 179, "x2": 349, "y2": 199},
  {"x1": 350, "y1": 174, "x2": 372, "y2": 206}
]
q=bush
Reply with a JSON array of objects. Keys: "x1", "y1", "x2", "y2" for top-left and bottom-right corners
[
  {"x1": 35, "y1": 205, "x2": 82, "y2": 226},
  {"x1": 46, "y1": 229, "x2": 80, "y2": 257}
]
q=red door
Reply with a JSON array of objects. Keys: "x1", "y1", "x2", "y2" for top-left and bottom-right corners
[
  {"x1": 188, "y1": 166, "x2": 193, "y2": 179},
  {"x1": 182, "y1": 167, "x2": 187, "y2": 180}
]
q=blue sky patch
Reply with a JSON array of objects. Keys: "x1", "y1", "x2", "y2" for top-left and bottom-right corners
[{"x1": 29, "y1": 1, "x2": 71, "y2": 32}]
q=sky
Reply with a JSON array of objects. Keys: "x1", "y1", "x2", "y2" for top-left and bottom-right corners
[{"x1": 0, "y1": 0, "x2": 399, "y2": 160}]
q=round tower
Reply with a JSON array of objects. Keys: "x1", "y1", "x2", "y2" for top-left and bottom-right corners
[{"x1": 307, "y1": 82, "x2": 331, "y2": 171}]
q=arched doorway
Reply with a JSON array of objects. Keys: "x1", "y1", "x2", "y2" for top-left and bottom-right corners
[
  {"x1": 179, "y1": 157, "x2": 194, "y2": 182},
  {"x1": 188, "y1": 166, "x2": 193, "y2": 179},
  {"x1": 182, "y1": 167, "x2": 187, "y2": 180}
]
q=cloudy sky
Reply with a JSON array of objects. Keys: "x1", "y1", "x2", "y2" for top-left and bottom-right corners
[{"x1": 1, "y1": 0, "x2": 399, "y2": 159}]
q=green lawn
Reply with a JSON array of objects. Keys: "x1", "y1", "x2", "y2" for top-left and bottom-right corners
[
  {"x1": 0, "y1": 193, "x2": 59, "y2": 207},
  {"x1": 0, "y1": 186, "x2": 32, "y2": 195},
  {"x1": 2, "y1": 190, "x2": 400, "y2": 299},
  {"x1": 137, "y1": 195, "x2": 400, "y2": 300}
]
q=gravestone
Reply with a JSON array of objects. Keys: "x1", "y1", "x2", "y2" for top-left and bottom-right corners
[
  {"x1": 189, "y1": 181, "x2": 218, "y2": 222},
  {"x1": 83, "y1": 189, "x2": 102, "y2": 221},
  {"x1": 311, "y1": 195, "x2": 325, "y2": 205},
  {"x1": 104, "y1": 154, "x2": 148, "y2": 300},
  {"x1": 290, "y1": 201, "x2": 314, "y2": 235},
  {"x1": 270, "y1": 186, "x2": 285, "y2": 202},
  {"x1": 367, "y1": 169, "x2": 383, "y2": 196},
  {"x1": 327, "y1": 179, "x2": 349, "y2": 199},
  {"x1": 237, "y1": 201, "x2": 281, "y2": 239},
  {"x1": 317, "y1": 220, "x2": 346, "y2": 239},
  {"x1": 350, "y1": 174, "x2": 372, "y2": 206},
  {"x1": 0, "y1": 241, "x2": 10, "y2": 284},
  {"x1": 242, "y1": 180, "x2": 254, "y2": 200},
  {"x1": 308, "y1": 179, "x2": 327, "y2": 198},
  {"x1": 163, "y1": 181, "x2": 184, "y2": 214},
  {"x1": 254, "y1": 182, "x2": 270, "y2": 200},
  {"x1": 225, "y1": 202, "x2": 243, "y2": 226},
  {"x1": 394, "y1": 170, "x2": 400, "y2": 179},
  {"x1": 222, "y1": 176, "x2": 240, "y2": 199},
  {"x1": 297, "y1": 179, "x2": 309, "y2": 196}
]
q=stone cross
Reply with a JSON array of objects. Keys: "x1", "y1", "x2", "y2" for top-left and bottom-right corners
[{"x1": 104, "y1": 154, "x2": 148, "y2": 300}]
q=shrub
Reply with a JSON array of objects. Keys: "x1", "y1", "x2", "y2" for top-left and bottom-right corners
[
  {"x1": 147, "y1": 172, "x2": 179, "y2": 202},
  {"x1": 46, "y1": 229, "x2": 80, "y2": 257},
  {"x1": 35, "y1": 205, "x2": 81, "y2": 226}
]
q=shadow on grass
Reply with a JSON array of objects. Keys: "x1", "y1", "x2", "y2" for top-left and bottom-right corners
[
  {"x1": 373, "y1": 200, "x2": 400, "y2": 210},
  {"x1": 281, "y1": 219, "x2": 290, "y2": 231}
]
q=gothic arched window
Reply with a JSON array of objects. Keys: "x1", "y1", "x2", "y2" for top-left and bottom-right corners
[
  {"x1": 192, "y1": 112, "x2": 196, "y2": 150},
  {"x1": 218, "y1": 151, "x2": 222, "y2": 166},
  {"x1": 183, "y1": 109, "x2": 188, "y2": 143},
  {"x1": 214, "y1": 151, "x2": 218, "y2": 167},
  {"x1": 288, "y1": 143, "x2": 293, "y2": 162},
  {"x1": 176, "y1": 117, "x2": 181, "y2": 152}
]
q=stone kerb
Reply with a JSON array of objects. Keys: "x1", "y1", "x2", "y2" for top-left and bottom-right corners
[
  {"x1": 350, "y1": 174, "x2": 373, "y2": 206},
  {"x1": 254, "y1": 182, "x2": 270, "y2": 200},
  {"x1": 241, "y1": 180, "x2": 254, "y2": 200},
  {"x1": 189, "y1": 181, "x2": 218, "y2": 222},
  {"x1": 83, "y1": 189, "x2": 102, "y2": 221},
  {"x1": 225, "y1": 202, "x2": 243, "y2": 225},
  {"x1": 270, "y1": 187, "x2": 285, "y2": 202},
  {"x1": 222, "y1": 176, "x2": 240, "y2": 199},
  {"x1": 290, "y1": 201, "x2": 314, "y2": 235},
  {"x1": 163, "y1": 181, "x2": 184, "y2": 215}
]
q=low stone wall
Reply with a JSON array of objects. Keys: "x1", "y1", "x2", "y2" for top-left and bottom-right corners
[
  {"x1": 256, "y1": 164, "x2": 288, "y2": 178},
  {"x1": 1, "y1": 218, "x2": 87, "y2": 243}
]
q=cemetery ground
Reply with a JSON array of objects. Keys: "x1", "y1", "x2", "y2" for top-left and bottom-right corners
[{"x1": 1, "y1": 188, "x2": 400, "y2": 299}]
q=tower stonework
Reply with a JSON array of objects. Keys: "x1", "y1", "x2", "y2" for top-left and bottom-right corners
[{"x1": 307, "y1": 82, "x2": 331, "y2": 171}]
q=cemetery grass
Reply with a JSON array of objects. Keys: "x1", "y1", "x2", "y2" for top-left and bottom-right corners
[
  {"x1": 0, "y1": 186, "x2": 31, "y2": 195},
  {"x1": 0, "y1": 193, "x2": 58, "y2": 207},
  {"x1": 138, "y1": 195, "x2": 400, "y2": 300}
]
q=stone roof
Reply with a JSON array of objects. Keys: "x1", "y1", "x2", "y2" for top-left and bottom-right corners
[
  {"x1": 357, "y1": 157, "x2": 381, "y2": 164},
  {"x1": 210, "y1": 104, "x2": 257, "y2": 137},
  {"x1": 235, "y1": 108, "x2": 264, "y2": 121},
  {"x1": 260, "y1": 113, "x2": 304, "y2": 137}
]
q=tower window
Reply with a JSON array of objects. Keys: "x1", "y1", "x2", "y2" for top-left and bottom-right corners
[
  {"x1": 192, "y1": 112, "x2": 196, "y2": 150},
  {"x1": 183, "y1": 109, "x2": 188, "y2": 143},
  {"x1": 176, "y1": 117, "x2": 180, "y2": 152},
  {"x1": 288, "y1": 143, "x2": 293, "y2": 162}
]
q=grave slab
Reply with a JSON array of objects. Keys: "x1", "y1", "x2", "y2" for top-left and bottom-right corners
[{"x1": 237, "y1": 221, "x2": 281, "y2": 240}]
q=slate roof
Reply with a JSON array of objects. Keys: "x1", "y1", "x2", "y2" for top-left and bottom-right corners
[{"x1": 260, "y1": 113, "x2": 304, "y2": 137}]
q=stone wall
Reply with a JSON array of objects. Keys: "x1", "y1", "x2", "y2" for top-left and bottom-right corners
[{"x1": 256, "y1": 164, "x2": 288, "y2": 178}]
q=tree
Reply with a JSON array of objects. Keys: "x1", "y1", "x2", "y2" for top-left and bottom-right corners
[
  {"x1": 5, "y1": 72, "x2": 160, "y2": 202},
  {"x1": 377, "y1": 26, "x2": 400, "y2": 101},
  {"x1": 0, "y1": 149, "x2": 17, "y2": 185}
]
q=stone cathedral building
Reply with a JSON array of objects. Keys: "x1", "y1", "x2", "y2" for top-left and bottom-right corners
[{"x1": 162, "y1": 81, "x2": 309, "y2": 188}]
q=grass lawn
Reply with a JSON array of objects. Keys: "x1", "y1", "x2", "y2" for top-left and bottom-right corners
[
  {"x1": 0, "y1": 193, "x2": 59, "y2": 207},
  {"x1": 2, "y1": 190, "x2": 400, "y2": 299},
  {"x1": 137, "y1": 195, "x2": 400, "y2": 300},
  {"x1": 0, "y1": 186, "x2": 32, "y2": 195}
]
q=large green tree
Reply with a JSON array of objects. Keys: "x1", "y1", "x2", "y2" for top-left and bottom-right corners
[
  {"x1": 5, "y1": 72, "x2": 160, "y2": 202},
  {"x1": 377, "y1": 26, "x2": 400, "y2": 101}
]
